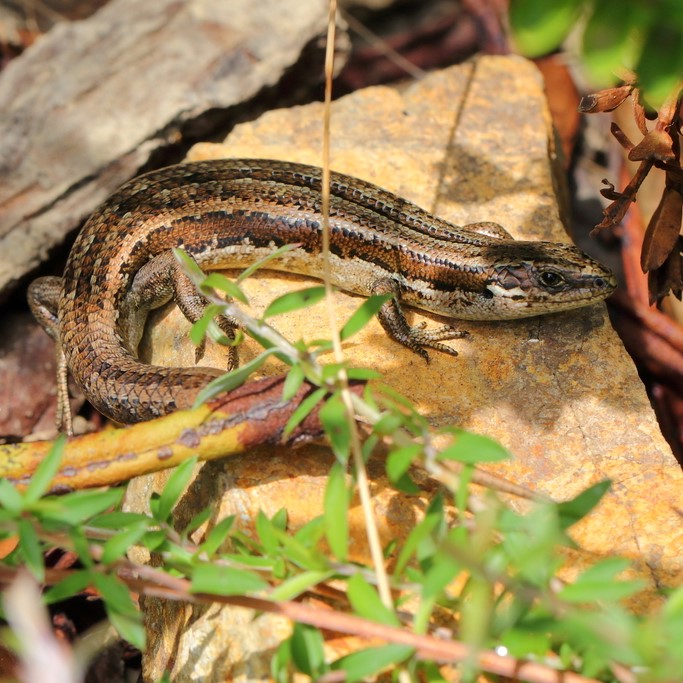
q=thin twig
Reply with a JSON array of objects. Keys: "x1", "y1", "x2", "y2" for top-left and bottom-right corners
[{"x1": 320, "y1": 0, "x2": 394, "y2": 613}]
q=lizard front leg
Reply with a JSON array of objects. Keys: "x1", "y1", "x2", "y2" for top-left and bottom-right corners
[{"x1": 370, "y1": 277, "x2": 468, "y2": 361}]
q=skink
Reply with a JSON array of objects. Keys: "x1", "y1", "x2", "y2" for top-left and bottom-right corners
[{"x1": 28, "y1": 158, "x2": 616, "y2": 428}]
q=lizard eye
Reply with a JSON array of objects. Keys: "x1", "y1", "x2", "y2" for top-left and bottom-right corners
[{"x1": 539, "y1": 271, "x2": 564, "y2": 288}]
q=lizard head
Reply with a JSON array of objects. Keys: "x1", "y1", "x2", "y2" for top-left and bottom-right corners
[{"x1": 477, "y1": 240, "x2": 616, "y2": 319}]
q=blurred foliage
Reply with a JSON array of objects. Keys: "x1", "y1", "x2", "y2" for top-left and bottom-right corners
[{"x1": 510, "y1": 0, "x2": 683, "y2": 108}]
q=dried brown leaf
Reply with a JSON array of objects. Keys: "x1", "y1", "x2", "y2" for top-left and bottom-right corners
[
  {"x1": 599, "y1": 179, "x2": 622, "y2": 201},
  {"x1": 633, "y1": 90, "x2": 649, "y2": 135},
  {"x1": 642, "y1": 187, "x2": 683, "y2": 272},
  {"x1": 628, "y1": 129, "x2": 676, "y2": 162},
  {"x1": 593, "y1": 161, "x2": 654, "y2": 233},
  {"x1": 578, "y1": 85, "x2": 633, "y2": 113},
  {"x1": 648, "y1": 249, "x2": 683, "y2": 303},
  {"x1": 593, "y1": 196, "x2": 632, "y2": 231}
]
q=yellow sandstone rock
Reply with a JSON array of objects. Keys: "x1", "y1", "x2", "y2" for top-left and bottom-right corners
[{"x1": 128, "y1": 56, "x2": 681, "y2": 682}]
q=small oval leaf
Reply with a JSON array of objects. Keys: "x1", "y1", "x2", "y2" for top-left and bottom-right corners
[{"x1": 263, "y1": 286, "x2": 326, "y2": 319}]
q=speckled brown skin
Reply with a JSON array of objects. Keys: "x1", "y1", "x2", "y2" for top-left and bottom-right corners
[{"x1": 29, "y1": 159, "x2": 616, "y2": 426}]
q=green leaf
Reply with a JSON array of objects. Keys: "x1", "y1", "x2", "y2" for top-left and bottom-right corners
[
  {"x1": 294, "y1": 516, "x2": 325, "y2": 547},
  {"x1": 24, "y1": 434, "x2": 65, "y2": 503},
  {"x1": 69, "y1": 527, "x2": 93, "y2": 569},
  {"x1": 269, "y1": 570, "x2": 334, "y2": 601},
  {"x1": 18, "y1": 518, "x2": 44, "y2": 582},
  {"x1": 307, "y1": 338, "x2": 333, "y2": 354},
  {"x1": 324, "y1": 463, "x2": 349, "y2": 561},
  {"x1": 262, "y1": 286, "x2": 326, "y2": 319},
  {"x1": 201, "y1": 272, "x2": 249, "y2": 303},
  {"x1": 347, "y1": 574, "x2": 400, "y2": 626},
  {"x1": 193, "y1": 348, "x2": 278, "y2": 407},
  {"x1": 107, "y1": 610, "x2": 145, "y2": 650},
  {"x1": 89, "y1": 511, "x2": 152, "y2": 529},
  {"x1": 320, "y1": 362, "x2": 347, "y2": 382},
  {"x1": 183, "y1": 507, "x2": 213, "y2": 538},
  {"x1": 509, "y1": 0, "x2": 584, "y2": 58},
  {"x1": 559, "y1": 558, "x2": 645, "y2": 603},
  {"x1": 272, "y1": 508, "x2": 288, "y2": 530},
  {"x1": 664, "y1": 583, "x2": 683, "y2": 618},
  {"x1": 283, "y1": 387, "x2": 327, "y2": 439},
  {"x1": 0, "y1": 479, "x2": 24, "y2": 515},
  {"x1": 373, "y1": 411, "x2": 404, "y2": 436},
  {"x1": 93, "y1": 573, "x2": 140, "y2": 619},
  {"x1": 101, "y1": 525, "x2": 148, "y2": 565},
  {"x1": 501, "y1": 627, "x2": 552, "y2": 658},
  {"x1": 189, "y1": 304, "x2": 229, "y2": 345},
  {"x1": 44, "y1": 569, "x2": 94, "y2": 604},
  {"x1": 173, "y1": 247, "x2": 204, "y2": 277},
  {"x1": 319, "y1": 392, "x2": 351, "y2": 463},
  {"x1": 636, "y1": 22, "x2": 683, "y2": 108},
  {"x1": 386, "y1": 444, "x2": 421, "y2": 482},
  {"x1": 282, "y1": 364, "x2": 305, "y2": 401},
  {"x1": 501, "y1": 505, "x2": 564, "y2": 585},
  {"x1": 460, "y1": 577, "x2": 493, "y2": 652},
  {"x1": 415, "y1": 661, "x2": 448, "y2": 682},
  {"x1": 191, "y1": 563, "x2": 268, "y2": 596},
  {"x1": 236, "y1": 243, "x2": 302, "y2": 284},
  {"x1": 557, "y1": 480, "x2": 610, "y2": 530},
  {"x1": 220, "y1": 553, "x2": 274, "y2": 569},
  {"x1": 94, "y1": 573, "x2": 145, "y2": 648},
  {"x1": 197, "y1": 515, "x2": 235, "y2": 558},
  {"x1": 272, "y1": 529, "x2": 325, "y2": 571},
  {"x1": 142, "y1": 529, "x2": 168, "y2": 553},
  {"x1": 290, "y1": 623, "x2": 326, "y2": 678},
  {"x1": 51, "y1": 488, "x2": 125, "y2": 525},
  {"x1": 272, "y1": 557, "x2": 287, "y2": 580},
  {"x1": 581, "y1": 1, "x2": 646, "y2": 86},
  {"x1": 438, "y1": 431, "x2": 509, "y2": 464},
  {"x1": 394, "y1": 494, "x2": 444, "y2": 577},
  {"x1": 174, "y1": 248, "x2": 247, "y2": 304},
  {"x1": 340, "y1": 294, "x2": 391, "y2": 341},
  {"x1": 345, "y1": 366, "x2": 381, "y2": 381},
  {"x1": 422, "y1": 549, "x2": 461, "y2": 599},
  {"x1": 155, "y1": 457, "x2": 198, "y2": 523},
  {"x1": 255, "y1": 511, "x2": 279, "y2": 555},
  {"x1": 272, "y1": 638, "x2": 293, "y2": 683},
  {"x1": 331, "y1": 644, "x2": 413, "y2": 682},
  {"x1": 557, "y1": 607, "x2": 637, "y2": 670},
  {"x1": 387, "y1": 446, "x2": 422, "y2": 496}
]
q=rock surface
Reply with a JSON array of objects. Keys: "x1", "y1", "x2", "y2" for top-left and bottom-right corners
[{"x1": 128, "y1": 56, "x2": 681, "y2": 681}]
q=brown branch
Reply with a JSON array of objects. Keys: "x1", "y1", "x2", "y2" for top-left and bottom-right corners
[
  {"x1": 101, "y1": 557, "x2": 604, "y2": 682},
  {"x1": 148, "y1": 584, "x2": 602, "y2": 682},
  {"x1": 0, "y1": 376, "x2": 363, "y2": 492}
]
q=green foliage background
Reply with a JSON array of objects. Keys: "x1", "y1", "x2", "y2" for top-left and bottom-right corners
[{"x1": 510, "y1": 0, "x2": 683, "y2": 106}]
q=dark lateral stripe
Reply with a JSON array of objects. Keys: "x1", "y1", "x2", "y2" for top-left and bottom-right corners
[{"x1": 163, "y1": 207, "x2": 490, "y2": 291}]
